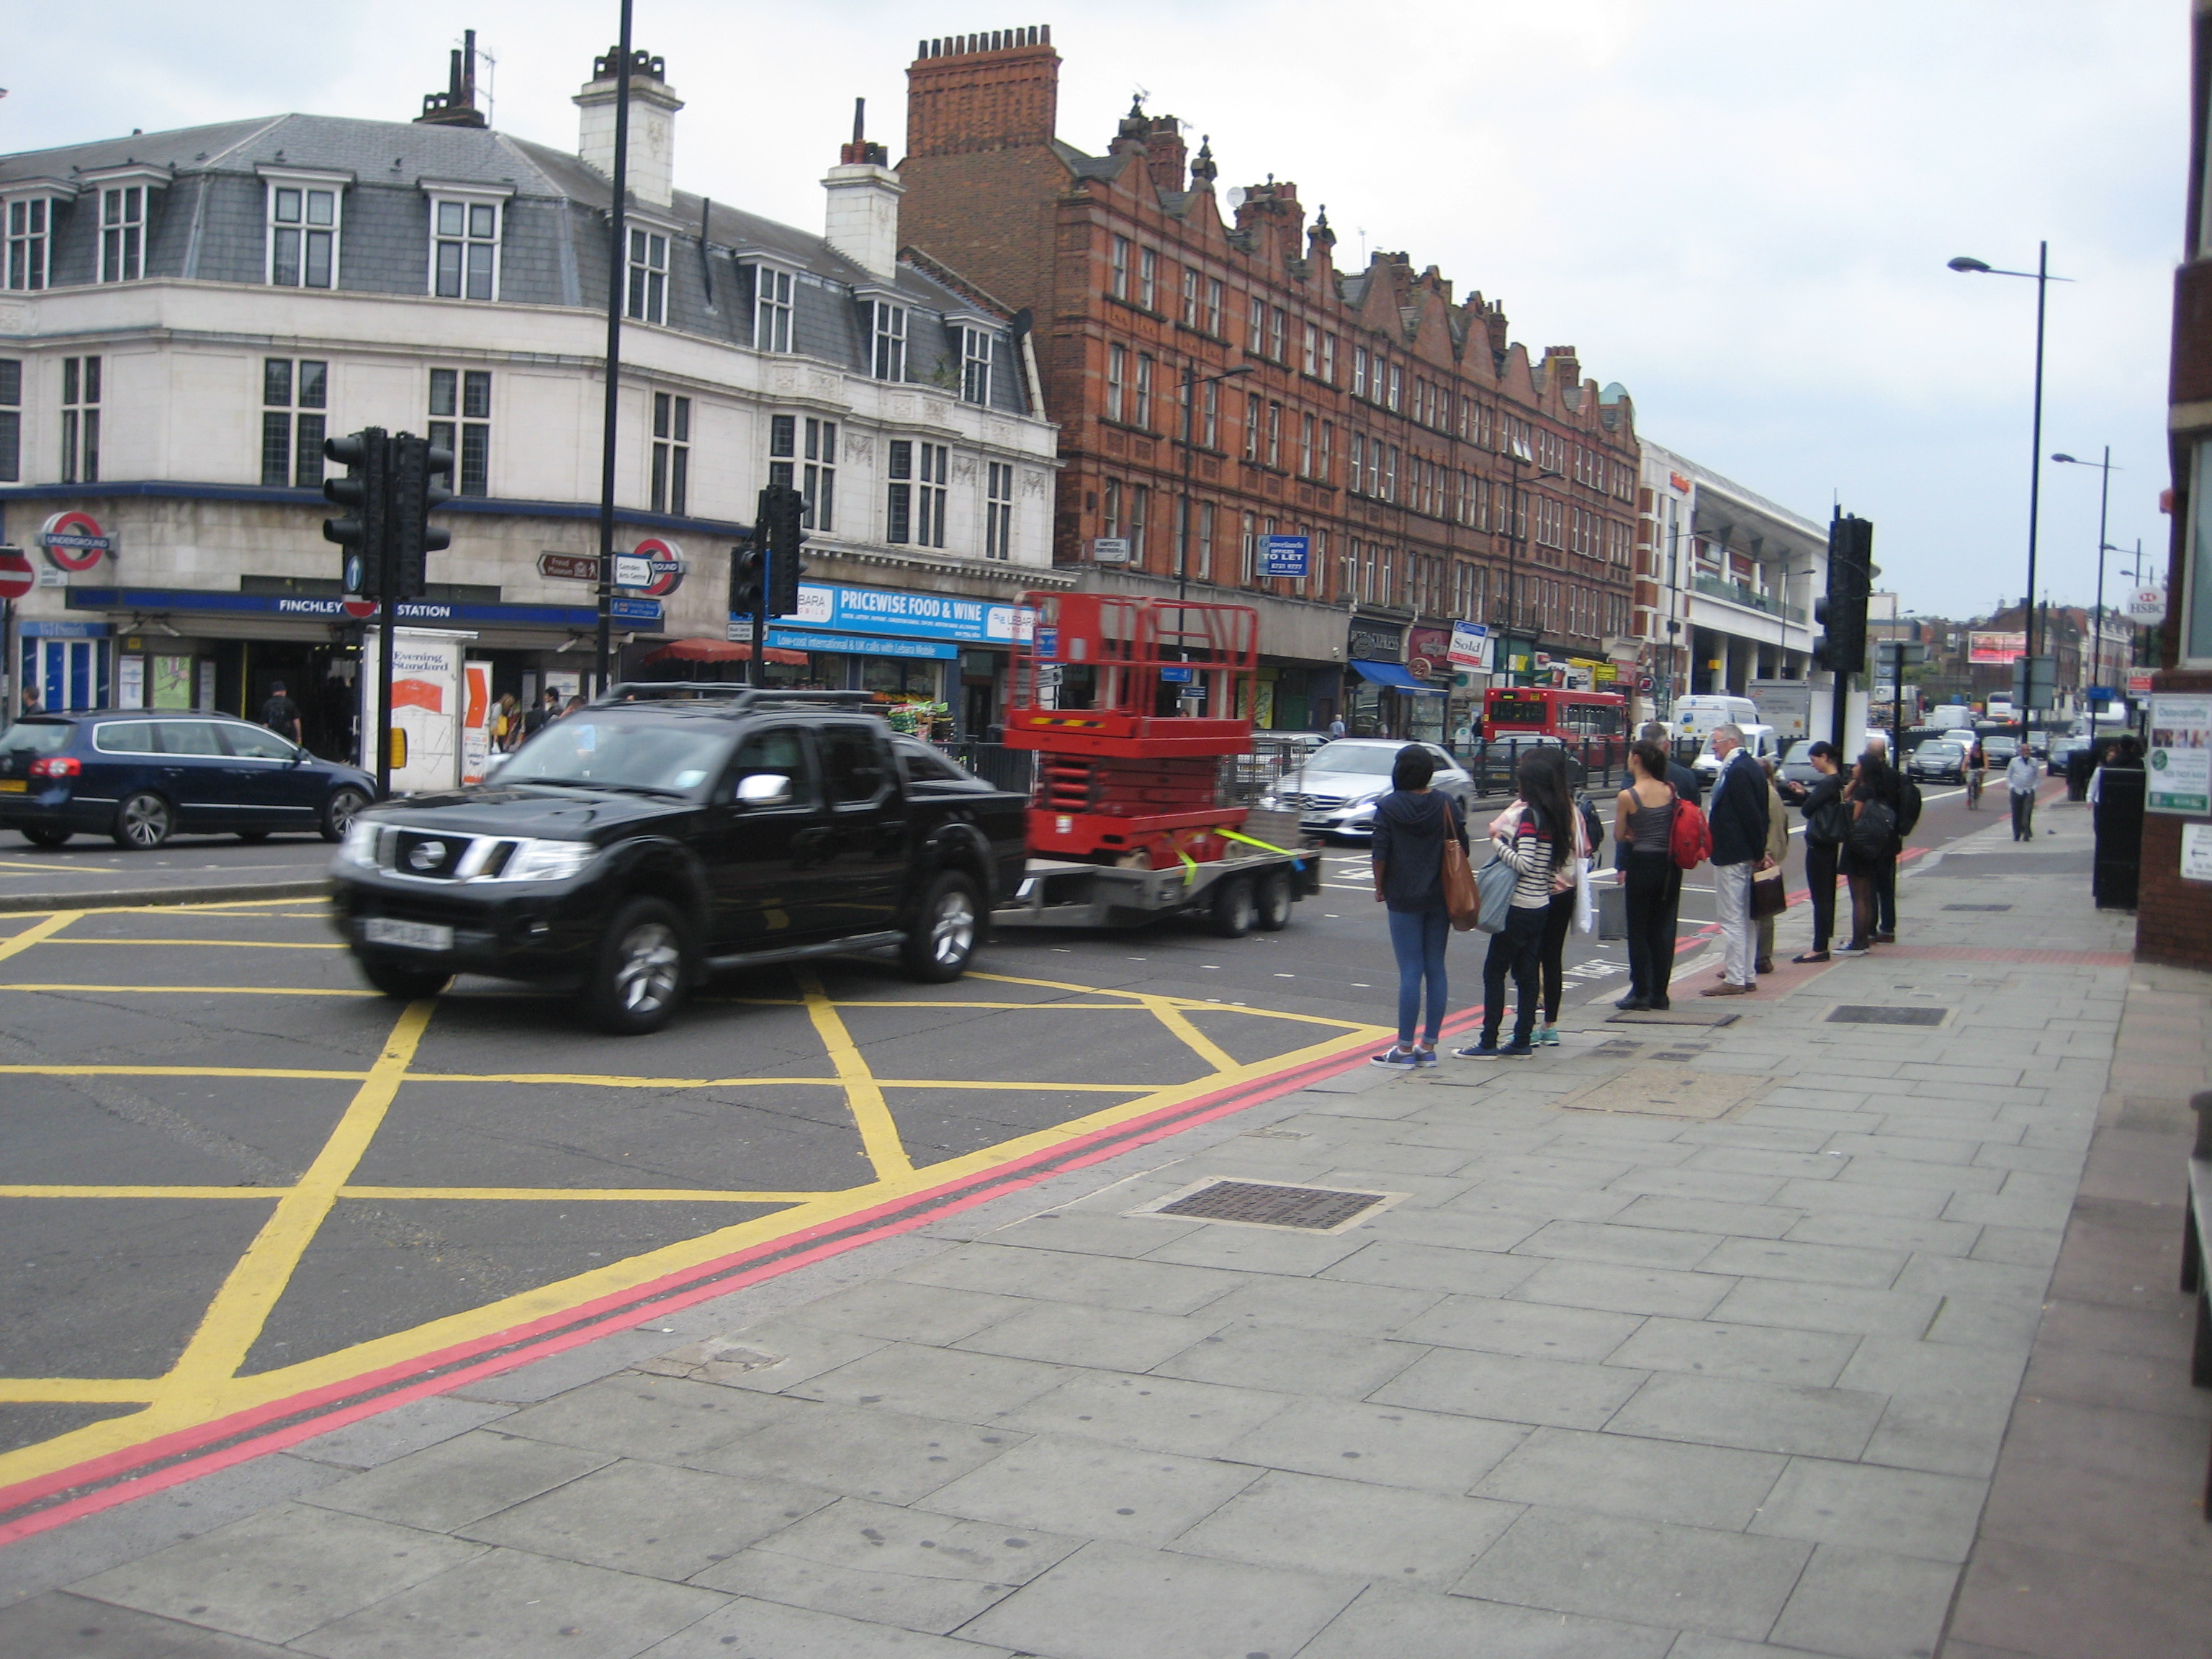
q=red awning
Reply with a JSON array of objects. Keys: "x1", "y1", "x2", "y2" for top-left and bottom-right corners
[{"x1": 641, "y1": 638, "x2": 808, "y2": 667}]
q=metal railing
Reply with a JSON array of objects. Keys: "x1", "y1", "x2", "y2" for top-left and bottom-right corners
[
  {"x1": 1691, "y1": 573, "x2": 1807, "y2": 624},
  {"x1": 933, "y1": 740, "x2": 1036, "y2": 794}
]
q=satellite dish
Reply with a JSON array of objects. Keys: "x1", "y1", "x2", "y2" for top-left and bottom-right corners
[{"x1": 1226, "y1": 186, "x2": 1246, "y2": 210}]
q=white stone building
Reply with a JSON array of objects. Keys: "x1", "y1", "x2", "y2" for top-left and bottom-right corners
[{"x1": 0, "y1": 43, "x2": 1059, "y2": 752}]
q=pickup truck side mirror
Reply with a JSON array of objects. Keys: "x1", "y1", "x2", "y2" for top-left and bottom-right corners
[{"x1": 735, "y1": 772, "x2": 793, "y2": 809}]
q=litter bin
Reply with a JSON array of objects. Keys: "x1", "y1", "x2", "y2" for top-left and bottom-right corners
[
  {"x1": 2092, "y1": 763, "x2": 2144, "y2": 910},
  {"x1": 2067, "y1": 746, "x2": 2097, "y2": 801}
]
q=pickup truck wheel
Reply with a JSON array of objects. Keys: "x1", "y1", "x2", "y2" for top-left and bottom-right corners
[
  {"x1": 587, "y1": 897, "x2": 691, "y2": 1035},
  {"x1": 359, "y1": 958, "x2": 449, "y2": 1000},
  {"x1": 1254, "y1": 868, "x2": 1294, "y2": 931},
  {"x1": 903, "y1": 871, "x2": 979, "y2": 983},
  {"x1": 1209, "y1": 875, "x2": 1256, "y2": 938}
]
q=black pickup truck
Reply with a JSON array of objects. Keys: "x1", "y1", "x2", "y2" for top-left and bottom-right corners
[{"x1": 328, "y1": 688, "x2": 1028, "y2": 1033}]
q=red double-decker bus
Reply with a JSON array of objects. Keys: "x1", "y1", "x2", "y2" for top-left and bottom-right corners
[{"x1": 1483, "y1": 686, "x2": 1630, "y2": 745}]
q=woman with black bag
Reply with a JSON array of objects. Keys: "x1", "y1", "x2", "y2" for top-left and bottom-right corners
[
  {"x1": 1611, "y1": 739, "x2": 1680, "y2": 1011},
  {"x1": 1793, "y1": 742, "x2": 1847, "y2": 963},
  {"x1": 1368, "y1": 745, "x2": 1469, "y2": 1069},
  {"x1": 1837, "y1": 752, "x2": 1900, "y2": 956}
]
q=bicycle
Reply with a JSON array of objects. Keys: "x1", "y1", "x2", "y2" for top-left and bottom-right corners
[{"x1": 1965, "y1": 767, "x2": 1983, "y2": 810}]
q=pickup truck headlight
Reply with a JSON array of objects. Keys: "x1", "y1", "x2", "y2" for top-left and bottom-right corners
[{"x1": 488, "y1": 839, "x2": 597, "y2": 883}]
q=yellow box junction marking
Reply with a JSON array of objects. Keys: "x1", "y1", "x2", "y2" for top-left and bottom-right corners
[{"x1": 0, "y1": 905, "x2": 1388, "y2": 1492}]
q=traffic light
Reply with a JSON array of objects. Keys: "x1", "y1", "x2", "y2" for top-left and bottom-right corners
[
  {"x1": 387, "y1": 433, "x2": 455, "y2": 602},
  {"x1": 729, "y1": 538, "x2": 765, "y2": 616},
  {"x1": 760, "y1": 481, "x2": 807, "y2": 617},
  {"x1": 323, "y1": 428, "x2": 390, "y2": 598},
  {"x1": 1813, "y1": 511, "x2": 1874, "y2": 675}
]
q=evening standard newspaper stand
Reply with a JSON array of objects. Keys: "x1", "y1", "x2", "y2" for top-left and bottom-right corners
[{"x1": 995, "y1": 593, "x2": 1319, "y2": 938}]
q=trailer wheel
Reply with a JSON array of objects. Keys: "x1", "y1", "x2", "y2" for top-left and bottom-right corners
[
  {"x1": 1254, "y1": 868, "x2": 1293, "y2": 931},
  {"x1": 1208, "y1": 874, "x2": 1256, "y2": 938}
]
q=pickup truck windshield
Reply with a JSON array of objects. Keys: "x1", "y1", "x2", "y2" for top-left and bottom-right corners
[{"x1": 503, "y1": 719, "x2": 732, "y2": 794}]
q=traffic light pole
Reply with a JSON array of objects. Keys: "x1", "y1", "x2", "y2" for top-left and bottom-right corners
[
  {"x1": 753, "y1": 551, "x2": 771, "y2": 689},
  {"x1": 593, "y1": 3, "x2": 636, "y2": 698},
  {"x1": 374, "y1": 599, "x2": 396, "y2": 799}
]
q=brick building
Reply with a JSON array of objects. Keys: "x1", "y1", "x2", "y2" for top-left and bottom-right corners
[{"x1": 895, "y1": 27, "x2": 1640, "y2": 739}]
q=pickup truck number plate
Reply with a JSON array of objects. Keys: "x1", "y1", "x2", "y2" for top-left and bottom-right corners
[{"x1": 364, "y1": 917, "x2": 453, "y2": 953}]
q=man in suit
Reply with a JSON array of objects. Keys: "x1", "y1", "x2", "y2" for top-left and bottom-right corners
[{"x1": 1701, "y1": 724, "x2": 1771, "y2": 997}]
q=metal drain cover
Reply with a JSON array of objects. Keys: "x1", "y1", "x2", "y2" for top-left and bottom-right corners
[
  {"x1": 1133, "y1": 1178, "x2": 1400, "y2": 1233},
  {"x1": 1942, "y1": 904, "x2": 2013, "y2": 912},
  {"x1": 1827, "y1": 1004, "x2": 1948, "y2": 1026}
]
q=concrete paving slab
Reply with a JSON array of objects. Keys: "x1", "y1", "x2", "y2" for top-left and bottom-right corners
[
  {"x1": 1210, "y1": 1395, "x2": 1529, "y2": 1494},
  {"x1": 961, "y1": 1539, "x2": 1362, "y2": 1659},
  {"x1": 68, "y1": 1503, "x2": 484, "y2": 1646},
  {"x1": 896, "y1": 1244, "x2": 1246, "y2": 1316},
  {"x1": 1394, "y1": 1293, "x2": 1647, "y2": 1362},
  {"x1": 790, "y1": 1342, "x2": 1072, "y2": 1423},
  {"x1": 302, "y1": 1429, "x2": 613, "y2": 1532},
  {"x1": 689, "y1": 1401, "x2": 1028, "y2": 1505},
  {"x1": 287, "y1": 1397, "x2": 520, "y2": 1472},
  {"x1": 1451, "y1": 1507, "x2": 1811, "y2": 1642},
  {"x1": 287, "y1": 1545, "x2": 724, "y2": 1659},
  {"x1": 1604, "y1": 1373, "x2": 1887, "y2": 1460},
  {"x1": 635, "y1": 1595, "x2": 1015, "y2": 1658},
  {"x1": 1187, "y1": 1272, "x2": 1443, "y2": 1337},
  {"x1": 765, "y1": 1280, "x2": 1033, "y2": 1346},
  {"x1": 1507, "y1": 1258, "x2": 1735, "y2": 1320},
  {"x1": 0, "y1": 1592, "x2": 300, "y2": 1658},
  {"x1": 1747, "y1": 1457, "x2": 1987, "y2": 1562},
  {"x1": 1370, "y1": 1346, "x2": 1647, "y2": 1429},
  {"x1": 496, "y1": 1372, "x2": 806, "y2": 1462},
  {"x1": 1169, "y1": 1467, "x2": 1521, "y2": 1587},
  {"x1": 1473, "y1": 1426, "x2": 1786, "y2": 1530},
  {"x1": 999, "y1": 1369, "x2": 1292, "y2": 1457},
  {"x1": 1601, "y1": 1317, "x2": 1861, "y2": 1388},
  {"x1": 1766, "y1": 1543, "x2": 1960, "y2": 1659},
  {"x1": 1146, "y1": 1319, "x2": 1426, "y2": 1399},
  {"x1": 1293, "y1": 1586, "x2": 1676, "y2": 1658},
  {"x1": 912, "y1": 1434, "x2": 1262, "y2": 1547}
]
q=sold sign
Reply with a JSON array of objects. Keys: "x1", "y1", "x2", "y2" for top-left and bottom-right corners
[{"x1": 39, "y1": 510, "x2": 114, "y2": 573}]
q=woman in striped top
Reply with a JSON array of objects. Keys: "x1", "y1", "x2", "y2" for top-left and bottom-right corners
[{"x1": 1457, "y1": 749, "x2": 1575, "y2": 1058}]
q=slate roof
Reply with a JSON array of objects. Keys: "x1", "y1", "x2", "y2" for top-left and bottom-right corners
[{"x1": 1, "y1": 113, "x2": 1029, "y2": 415}]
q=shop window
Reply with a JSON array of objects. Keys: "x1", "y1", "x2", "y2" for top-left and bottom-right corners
[
  {"x1": 960, "y1": 325, "x2": 994, "y2": 405},
  {"x1": 61, "y1": 354, "x2": 99, "y2": 485},
  {"x1": 887, "y1": 439, "x2": 946, "y2": 547},
  {"x1": 430, "y1": 197, "x2": 500, "y2": 300},
  {"x1": 985, "y1": 462, "x2": 1013, "y2": 561},
  {"x1": 652, "y1": 392, "x2": 690, "y2": 516},
  {"x1": 261, "y1": 357, "x2": 328, "y2": 489},
  {"x1": 265, "y1": 181, "x2": 336, "y2": 289},
  {"x1": 0, "y1": 359, "x2": 18, "y2": 483},
  {"x1": 102, "y1": 184, "x2": 154, "y2": 284},
  {"x1": 428, "y1": 367, "x2": 490, "y2": 496},
  {"x1": 626, "y1": 228, "x2": 667, "y2": 323},
  {"x1": 753, "y1": 264, "x2": 793, "y2": 352},
  {"x1": 871, "y1": 300, "x2": 907, "y2": 381},
  {"x1": 5, "y1": 197, "x2": 53, "y2": 291}
]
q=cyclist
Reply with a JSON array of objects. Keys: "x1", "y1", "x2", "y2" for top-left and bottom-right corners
[{"x1": 1964, "y1": 734, "x2": 1984, "y2": 809}]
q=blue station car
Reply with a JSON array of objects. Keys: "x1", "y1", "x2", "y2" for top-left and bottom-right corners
[{"x1": 0, "y1": 711, "x2": 376, "y2": 849}]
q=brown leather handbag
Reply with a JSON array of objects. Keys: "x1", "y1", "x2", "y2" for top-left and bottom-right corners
[{"x1": 1441, "y1": 800, "x2": 1479, "y2": 930}]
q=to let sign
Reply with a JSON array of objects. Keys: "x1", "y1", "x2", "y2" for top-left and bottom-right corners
[{"x1": 1261, "y1": 535, "x2": 1310, "y2": 578}]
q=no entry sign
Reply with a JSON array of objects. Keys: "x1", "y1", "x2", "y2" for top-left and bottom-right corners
[{"x1": 0, "y1": 547, "x2": 32, "y2": 601}]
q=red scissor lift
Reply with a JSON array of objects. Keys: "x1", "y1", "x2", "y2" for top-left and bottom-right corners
[{"x1": 998, "y1": 594, "x2": 1314, "y2": 934}]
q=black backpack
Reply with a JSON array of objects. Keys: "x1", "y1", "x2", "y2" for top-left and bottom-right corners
[
  {"x1": 1849, "y1": 798, "x2": 1899, "y2": 861},
  {"x1": 1894, "y1": 774, "x2": 1923, "y2": 836}
]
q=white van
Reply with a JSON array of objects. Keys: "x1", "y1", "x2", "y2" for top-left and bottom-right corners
[
  {"x1": 1927, "y1": 706, "x2": 1974, "y2": 733},
  {"x1": 1691, "y1": 721, "x2": 1781, "y2": 778},
  {"x1": 1673, "y1": 696, "x2": 1760, "y2": 745}
]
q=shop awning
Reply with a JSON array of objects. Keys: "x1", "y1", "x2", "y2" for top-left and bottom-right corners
[
  {"x1": 1349, "y1": 658, "x2": 1445, "y2": 693},
  {"x1": 642, "y1": 638, "x2": 809, "y2": 667}
]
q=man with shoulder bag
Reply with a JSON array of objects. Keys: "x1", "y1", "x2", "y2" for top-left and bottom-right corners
[{"x1": 1794, "y1": 742, "x2": 1848, "y2": 963}]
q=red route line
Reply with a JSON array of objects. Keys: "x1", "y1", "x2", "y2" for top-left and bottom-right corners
[
  {"x1": 1878, "y1": 945, "x2": 2131, "y2": 966},
  {"x1": 0, "y1": 1021, "x2": 1401, "y2": 1547}
]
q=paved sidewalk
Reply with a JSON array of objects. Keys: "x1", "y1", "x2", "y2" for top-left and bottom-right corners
[{"x1": 0, "y1": 796, "x2": 2198, "y2": 1659}]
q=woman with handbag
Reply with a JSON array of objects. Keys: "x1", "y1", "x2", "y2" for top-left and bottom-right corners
[
  {"x1": 1521, "y1": 747, "x2": 1594, "y2": 1048},
  {"x1": 1611, "y1": 739, "x2": 1680, "y2": 1012},
  {"x1": 1458, "y1": 750, "x2": 1573, "y2": 1059},
  {"x1": 1836, "y1": 753, "x2": 1900, "y2": 955},
  {"x1": 1368, "y1": 745, "x2": 1469, "y2": 1069}
]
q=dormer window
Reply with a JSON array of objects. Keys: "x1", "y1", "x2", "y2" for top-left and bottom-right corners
[
  {"x1": 432, "y1": 199, "x2": 499, "y2": 299},
  {"x1": 871, "y1": 300, "x2": 907, "y2": 381},
  {"x1": 626, "y1": 229, "x2": 667, "y2": 324},
  {"x1": 102, "y1": 186, "x2": 150, "y2": 283},
  {"x1": 959, "y1": 325, "x2": 994, "y2": 405},
  {"x1": 4, "y1": 194, "x2": 60, "y2": 291},
  {"x1": 752, "y1": 264, "x2": 794, "y2": 353}
]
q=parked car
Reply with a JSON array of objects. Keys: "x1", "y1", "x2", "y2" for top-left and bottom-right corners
[
  {"x1": 2046, "y1": 734, "x2": 2090, "y2": 776},
  {"x1": 1907, "y1": 739, "x2": 1967, "y2": 783},
  {"x1": 0, "y1": 711, "x2": 374, "y2": 850},
  {"x1": 1262, "y1": 738, "x2": 1475, "y2": 842},
  {"x1": 1776, "y1": 740, "x2": 1827, "y2": 804},
  {"x1": 329, "y1": 688, "x2": 1029, "y2": 1033}
]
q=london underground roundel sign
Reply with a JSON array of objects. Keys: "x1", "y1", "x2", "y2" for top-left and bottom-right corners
[
  {"x1": 0, "y1": 547, "x2": 33, "y2": 601},
  {"x1": 39, "y1": 510, "x2": 114, "y2": 573},
  {"x1": 622, "y1": 537, "x2": 685, "y2": 598}
]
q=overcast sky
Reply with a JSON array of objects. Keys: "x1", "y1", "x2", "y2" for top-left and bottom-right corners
[{"x1": 6, "y1": 0, "x2": 2184, "y2": 623}]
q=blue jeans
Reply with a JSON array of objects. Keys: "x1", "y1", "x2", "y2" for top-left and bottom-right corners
[{"x1": 1387, "y1": 906, "x2": 1450, "y2": 1046}]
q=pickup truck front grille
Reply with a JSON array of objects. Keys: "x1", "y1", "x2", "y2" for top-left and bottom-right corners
[{"x1": 368, "y1": 824, "x2": 518, "y2": 881}]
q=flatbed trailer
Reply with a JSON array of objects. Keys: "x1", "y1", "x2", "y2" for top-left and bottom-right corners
[{"x1": 997, "y1": 833, "x2": 1321, "y2": 936}]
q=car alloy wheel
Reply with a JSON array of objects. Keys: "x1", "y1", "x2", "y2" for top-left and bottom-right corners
[
  {"x1": 323, "y1": 787, "x2": 370, "y2": 843},
  {"x1": 903, "y1": 871, "x2": 982, "y2": 983},
  {"x1": 613, "y1": 921, "x2": 683, "y2": 1015},
  {"x1": 115, "y1": 792, "x2": 174, "y2": 850}
]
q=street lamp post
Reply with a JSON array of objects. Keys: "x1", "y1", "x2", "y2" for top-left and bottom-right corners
[
  {"x1": 1176, "y1": 360, "x2": 1256, "y2": 607},
  {"x1": 1948, "y1": 245, "x2": 2072, "y2": 727},
  {"x1": 2051, "y1": 448, "x2": 2119, "y2": 701}
]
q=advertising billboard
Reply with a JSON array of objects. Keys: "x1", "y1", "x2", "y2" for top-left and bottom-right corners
[{"x1": 1968, "y1": 631, "x2": 2026, "y2": 665}]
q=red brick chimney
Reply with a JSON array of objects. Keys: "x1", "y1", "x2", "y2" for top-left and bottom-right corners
[
  {"x1": 1145, "y1": 115, "x2": 1187, "y2": 194},
  {"x1": 907, "y1": 26, "x2": 1058, "y2": 157}
]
